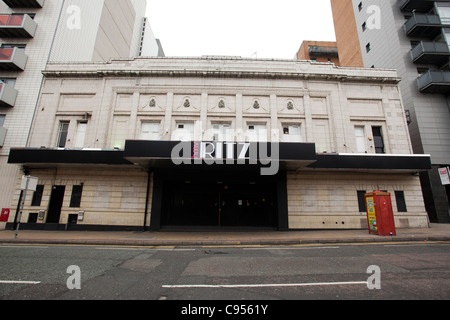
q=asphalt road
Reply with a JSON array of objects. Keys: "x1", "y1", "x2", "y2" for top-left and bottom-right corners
[{"x1": 0, "y1": 242, "x2": 449, "y2": 305}]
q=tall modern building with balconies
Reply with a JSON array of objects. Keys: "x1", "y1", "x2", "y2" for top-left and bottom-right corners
[
  {"x1": 0, "y1": 0, "x2": 161, "y2": 218},
  {"x1": 331, "y1": 0, "x2": 450, "y2": 223}
]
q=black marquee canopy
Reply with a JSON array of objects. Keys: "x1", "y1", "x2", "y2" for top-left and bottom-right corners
[{"x1": 8, "y1": 140, "x2": 432, "y2": 173}]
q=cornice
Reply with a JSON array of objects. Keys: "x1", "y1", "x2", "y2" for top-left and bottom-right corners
[{"x1": 42, "y1": 57, "x2": 401, "y2": 84}]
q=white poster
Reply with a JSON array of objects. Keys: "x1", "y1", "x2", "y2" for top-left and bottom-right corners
[
  {"x1": 21, "y1": 176, "x2": 38, "y2": 191},
  {"x1": 438, "y1": 167, "x2": 450, "y2": 185}
]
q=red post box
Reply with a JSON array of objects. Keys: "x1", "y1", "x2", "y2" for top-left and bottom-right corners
[
  {"x1": 365, "y1": 191, "x2": 396, "y2": 236},
  {"x1": 0, "y1": 208, "x2": 10, "y2": 222}
]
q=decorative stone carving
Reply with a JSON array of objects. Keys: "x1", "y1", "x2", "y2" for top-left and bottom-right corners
[
  {"x1": 184, "y1": 99, "x2": 190, "y2": 108},
  {"x1": 287, "y1": 101, "x2": 294, "y2": 110},
  {"x1": 218, "y1": 99, "x2": 225, "y2": 109},
  {"x1": 253, "y1": 100, "x2": 260, "y2": 109},
  {"x1": 149, "y1": 98, "x2": 156, "y2": 107}
]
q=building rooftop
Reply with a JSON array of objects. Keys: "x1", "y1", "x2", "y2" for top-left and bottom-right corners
[{"x1": 43, "y1": 56, "x2": 401, "y2": 84}]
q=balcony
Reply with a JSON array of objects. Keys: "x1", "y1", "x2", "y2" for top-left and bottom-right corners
[
  {"x1": 0, "y1": 14, "x2": 37, "y2": 38},
  {"x1": 2, "y1": 0, "x2": 44, "y2": 8},
  {"x1": 399, "y1": 0, "x2": 442, "y2": 13},
  {"x1": 0, "y1": 82, "x2": 17, "y2": 108},
  {"x1": 0, "y1": 47, "x2": 28, "y2": 71},
  {"x1": 404, "y1": 13, "x2": 447, "y2": 38},
  {"x1": 417, "y1": 70, "x2": 450, "y2": 93},
  {"x1": 411, "y1": 41, "x2": 450, "y2": 65}
]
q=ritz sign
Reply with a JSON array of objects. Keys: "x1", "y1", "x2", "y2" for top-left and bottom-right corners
[{"x1": 171, "y1": 141, "x2": 280, "y2": 176}]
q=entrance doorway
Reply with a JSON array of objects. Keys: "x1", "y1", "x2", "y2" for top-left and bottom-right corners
[
  {"x1": 446, "y1": 185, "x2": 450, "y2": 217},
  {"x1": 161, "y1": 179, "x2": 278, "y2": 229},
  {"x1": 46, "y1": 186, "x2": 65, "y2": 224}
]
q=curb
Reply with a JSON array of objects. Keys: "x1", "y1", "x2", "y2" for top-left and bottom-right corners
[{"x1": 1, "y1": 235, "x2": 449, "y2": 247}]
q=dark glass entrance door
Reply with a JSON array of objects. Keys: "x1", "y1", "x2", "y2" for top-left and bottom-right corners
[
  {"x1": 162, "y1": 180, "x2": 277, "y2": 228},
  {"x1": 46, "y1": 186, "x2": 65, "y2": 224},
  {"x1": 177, "y1": 184, "x2": 219, "y2": 226},
  {"x1": 220, "y1": 185, "x2": 275, "y2": 227}
]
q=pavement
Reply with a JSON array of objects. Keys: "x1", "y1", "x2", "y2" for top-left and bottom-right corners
[{"x1": 0, "y1": 223, "x2": 450, "y2": 247}]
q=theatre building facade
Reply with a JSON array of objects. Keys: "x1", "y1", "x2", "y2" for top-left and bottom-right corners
[{"x1": 5, "y1": 57, "x2": 431, "y2": 231}]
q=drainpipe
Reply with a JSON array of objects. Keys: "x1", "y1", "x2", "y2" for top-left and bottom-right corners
[
  {"x1": 12, "y1": 167, "x2": 29, "y2": 230},
  {"x1": 143, "y1": 169, "x2": 152, "y2": 232}
]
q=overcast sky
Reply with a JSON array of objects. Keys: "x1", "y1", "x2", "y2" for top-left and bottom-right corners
[{"x1": 145, "y1": 0, "x2": 336, "y2": 59}]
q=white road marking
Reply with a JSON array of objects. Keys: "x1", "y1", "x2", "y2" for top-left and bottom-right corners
[
  {"x1": 243, "y1": 246, "x2": 339, "y2": 251},
  {"x1": 162, "y1": 281, "x2": 368, "y2": 289},
  {"x1": 155, "y1": 249, "x2": 196, "y2": 252},
  {"x1": 95, "y1": 247, "x2": 195, "y2": 252},
  {"x1": 95, "y1": 247, "x2": 147, "y2": 251},
  {"x1": 0, "y1": 280, "x2": 41, "y2": 285}
]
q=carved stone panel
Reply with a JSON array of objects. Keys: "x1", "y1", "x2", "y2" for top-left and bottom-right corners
[
  {"x1": 208, "y1": 95, "x2": 235, "y2": 113},
  {"x1": 173, "y1": 95, "x2": 200, "y2": 113}
]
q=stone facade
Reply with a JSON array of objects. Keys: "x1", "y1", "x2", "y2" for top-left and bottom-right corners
[
  {"x1": 287, "y1": 172, "x2": 427, "y2": 229},
  {"x1": 6, "y1": 57, "x2": 430, "y2": 230},
  {"x1": 9, "y1": 167, "x2": 150, "y2": 229}
]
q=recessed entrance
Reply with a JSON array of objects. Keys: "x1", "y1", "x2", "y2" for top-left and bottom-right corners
[
  {"x1": 162, "y1": 180, "x2": 277, "y2": 229},
  {"x1": 154, "y1": 168, "x2": 284, "y2": 230}
]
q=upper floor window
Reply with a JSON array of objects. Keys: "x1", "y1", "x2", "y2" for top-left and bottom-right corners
[
  {"x1": 140, "y1": 122, "x2": 161, "y2": 140},
  {"x1": 57, "y1": 121, "x2": 69, "y2": 148},
  {"x1": 437, "y1": 4, "x2": 450, "y2": 24},
  {"x1": 212, "y1": 123, "x2": 231, "y2": 141},
  {"x1": 372, "y1": 126, "x2": 385, "y2": 154},
  {"x1": 283, "y1": 124, "x2": 302, "y2": 142},
  {"x1": 1, "y1": 44, "x2": 26, "y2": 52},
  {"x1": 247, "y1": 124, "x2": 267, "y2": 142},
  {"x1": 0, "y1": 78, "x2": 16, "y2": 87},
  {"x1": 355, "y1": 126, "x2": 366, "y2": 153},
  {"x1": 173, "y1": 122, "x2": 194, "y2": 141},
  {"x1": 74, "y1": 121, "x2": 87, "y2": 148},
  {"x1": 444, "y1": 28, "x2": 450, "y2": 46}
]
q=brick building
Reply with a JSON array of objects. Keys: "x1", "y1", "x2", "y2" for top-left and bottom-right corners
[{"x1": 296, "y1": 41, "x2": 340, "y2": 66}]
